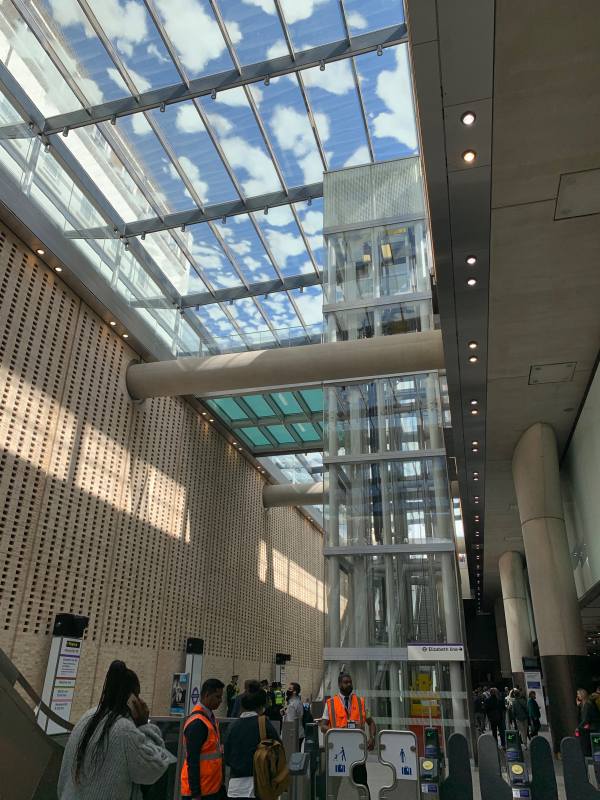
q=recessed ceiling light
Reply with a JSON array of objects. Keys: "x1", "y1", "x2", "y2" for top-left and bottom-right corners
[
  {"x1": 469, "y1": 355, "x2": 478, "y2": 363},
  {"x1": 232, "y1": 441, "x2": 237, "y2": 446},
  {"x1": 470, "y1": 409, "x2": 479, "y2": 415},
  {"x1": 122, "y1": 333, "x2": 129, "y2": 338},
  {"x1": 202, "y1": 412, "x2": 207, "y2": 416},
  {"x1": 470, "y1": 400, "x2": 478, "y2": 406},
  {"x1": 238, "y1": 447, "x2": 242, "y2": 451},
  {"x1": 473, "y1": 471, "x2": 479, "y2": 476},
  {"x1": 468, "y1": 341, "x2": 478, "y2": 350},
  {"x1": 461, "y1": 111, "x2": 476, "y2": 126},
  {"x1": 35, "y1": 248, "x2": 45, "y2": 255},
  {"x1": 54, "y1": 266, "x2": 62, "y2": 273},
  {"x1": 209, "y1": 418, "x2": 214, "y2": 423},
  {"x1": 472, "y1": 447, "x2": 479, "y2": 453},
  {"x1": 472, "y1": 440, "x2": 479, "y2": 446},
  {"x1": 109, "y1": 321, "x2": 117, "y2": 326},
  {"x1": 467, "y1": 278, "x2": 477, "y2": 287},
  {"x1": 462, "y1": 150, "x2": 476, "y2": 163},
  {"x1": 466, "y1": 255, "x2": 477, "y2": 266},
  {"x1": 473, "y1": 476, "x2": 479, "y2": 481}
]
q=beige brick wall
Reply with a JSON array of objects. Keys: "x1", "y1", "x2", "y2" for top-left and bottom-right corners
[{"x1": 0, "y1": 226, "x2": 324, "y2": 719}]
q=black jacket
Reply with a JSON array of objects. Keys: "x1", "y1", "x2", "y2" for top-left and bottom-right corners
[{"x1": 224, "y1": 715, "x2": 280, "y2": 778}]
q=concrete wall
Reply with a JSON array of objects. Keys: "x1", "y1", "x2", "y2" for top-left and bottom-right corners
[
  {"x1": 562, "y1": 365, "x2": 600, "y2": 598},
  {"x1": 0, "y1": 225, "x2": 324, "y2": 719}
]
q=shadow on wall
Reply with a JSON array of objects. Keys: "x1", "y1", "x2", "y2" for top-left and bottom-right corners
[{"x1": 0, "y1": 442, "x2": 324, "y2": 721}]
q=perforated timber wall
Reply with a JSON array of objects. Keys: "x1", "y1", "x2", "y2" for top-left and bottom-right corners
[{"x1": 0, "y1": 226, "x2": 324, "y2": 718}]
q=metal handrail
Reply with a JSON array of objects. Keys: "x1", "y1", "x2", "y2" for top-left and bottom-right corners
[{"x1": 0, "y1": 647, "x2": 74, "y2": 732}]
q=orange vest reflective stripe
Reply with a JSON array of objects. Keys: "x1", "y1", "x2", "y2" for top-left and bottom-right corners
[
  {"x1": 180, "y1": 706, "x2": 223, "y2": 797},
  {"x1": 327, "y1": 694, "x2": 366, "y2": 728}
]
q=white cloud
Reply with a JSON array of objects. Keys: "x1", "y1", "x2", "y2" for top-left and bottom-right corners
[
  {"x1": 301, "y1": 210, "x2": 323, "y2": 235},
  {"x1": 347, "y1": 11, "x2": 368, "y2": 30},
  {"x1": 176, "y1": 105, "x2": 205, "y2": 134},
  {"x1": 214, "y1": 85, "x2": 263, "y2": 107},
  {"x1": 265, "y1": 230, "x2": 306, "y2": 268},
  {"x1": 263, "y1": 205, "x2": 294, "y2": 227},
  {"x1": 230, "y1": 240, "x2": 252, "y2": 256},
  {"x1": 131, "y1": 114, "x2": 152, "y2": 136},
  {"x1": 155, "y1": 0, "x2": 241, "y2": 73},
  {"x1": 344, "y1": 144, "x2": 370, "y2": 167},
  {"x1": 219, "y1": 136, "x2": 281, "y2": 195},
  {"x1": 293, "y1": 289, "x2": 323, "y2": 325},
  {"x1": 206, "y1": 113, "x2": 233, "y2": 136},
  {"x1": 271, "y1": 106, "x2": 328, "y2": 182},
  {"x1": 302, "y1": 61, "x2": 354, "y2": 96},
  {"x1": 372, "y1": 44, "x2": 418, "y2": 151},
  {"x1": 242, "y1": 0, "x2": 327, "y2": 24},
  {"x1": 147, "y1": 43, "x2": 170, "y2": 64},
  {"x1": 49, "y1": 0, "x2": 147, "y2": 45},
  {"x1": 266, "y1": 40, "x2": 288, "y2": 59},
  {"x1": 116, "y1": 39, "x2": 133, "y2": 58},
  {"x1": 170, "y1": 157, "x2": 208, "y2": 202},
  {"x1": 107, "y1": 66, "x2": 150, "y2": 94}
]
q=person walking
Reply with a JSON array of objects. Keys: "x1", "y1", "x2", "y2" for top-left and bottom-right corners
[
  {"x1": 512, "y1": 689, "x2": 530, "y2": 749},
  {"x1": 226, "y1": 676, "x2": 239, "y2": 718},
  {"x1": 506, "y1": 687, "x2": 518, "y2": 729},
  {"x1": 224, "y1": 690, "x2": 281, "y2": 799},
  {"x1": 473, "y1": 688, "x2": 486, "y2": 736},
  {"x1": 576, "y1": 688, "x2": 600, "y2": 757},
  {"x1": 320, "y1": 672, "x2": 376, "y2": 788},
  {"x1": 282, "y1": 683, "x2": 304, "y2": 747},
  {"x1": 484, "y1": 688, "x2": 505, "y2": 748},
  {"x1": 527, "y1": 691, "x2": 541, "y2": 738},
  {"x1": 180, "y1": 679, "x2": 226, "y2": 800},
  {"x1": 58, "y1": 660, "x2": 175, "y2": 800}
]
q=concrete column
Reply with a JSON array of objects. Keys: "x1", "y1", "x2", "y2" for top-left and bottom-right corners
[
  {"x1": 512, "y1": 422, "x2": 588, "y2": 750},
  {"x1": 498, "y1": 551, "x2": 533, "y2": 687},
  {"x1": 493, "y1": 598, "x2": 512, "y2": 681},
  {"x1": 262, "y1": 481, "x2": 325, "y2": 508}
]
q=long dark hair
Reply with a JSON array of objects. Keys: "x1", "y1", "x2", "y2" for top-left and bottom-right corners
[{"x1": 74, "y1": 660, "x2": 140, "y2": 782}]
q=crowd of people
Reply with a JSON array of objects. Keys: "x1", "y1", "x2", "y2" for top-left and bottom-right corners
[
  {"x1": 472, "y1": 685, "x2": 540, "y2": 749},
  {"x1": 58, "y1": 661, "x2": 372, "y2": 800}
]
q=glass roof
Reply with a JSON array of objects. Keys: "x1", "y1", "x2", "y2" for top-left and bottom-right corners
[{"x1": 0, "y1": 0, "x2": 419, "y2": 472}]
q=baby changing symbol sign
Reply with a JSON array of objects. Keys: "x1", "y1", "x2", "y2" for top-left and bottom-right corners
[{"x1": 334, "y1": 746, "x2": 347, "y2": 772}]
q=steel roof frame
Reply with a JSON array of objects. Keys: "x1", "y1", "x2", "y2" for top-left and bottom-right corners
[{"x1": 0, "y1": 23, "x2": 407, "y2": 140}]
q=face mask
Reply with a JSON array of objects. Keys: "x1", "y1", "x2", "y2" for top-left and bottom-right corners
[{"x1": 286, "y1": 690, "x2": 293, "y2": 699}]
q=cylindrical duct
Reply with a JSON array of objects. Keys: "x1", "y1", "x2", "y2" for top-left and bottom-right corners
[{"x1": 262, "y1": 481, "x2": 326, "y2": 508}]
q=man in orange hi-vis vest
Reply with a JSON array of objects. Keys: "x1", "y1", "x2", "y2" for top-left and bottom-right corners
[
  {"x1": 181, "y1": 678, "x2": 226, "y2": 800},
  {"x1": 320, "y1": 671, "x2": 376, "y2": 787}
]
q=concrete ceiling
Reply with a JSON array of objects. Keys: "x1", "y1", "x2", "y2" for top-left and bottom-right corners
[{"x1": 484, "y1": 0, "x2": 600, "y2": 598}]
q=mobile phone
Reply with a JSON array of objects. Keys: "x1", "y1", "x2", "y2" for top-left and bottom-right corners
[{"x1": 127, "y1": 694, "x2": 138, "y2": 716}]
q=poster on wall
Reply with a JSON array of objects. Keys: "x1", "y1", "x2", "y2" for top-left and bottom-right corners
[
  {"x1": 524, "y1": 671, "x2": 548, "y2": 725},
  {"x1": 171, "y1": 673, "x2": 188, "y2": 716}
]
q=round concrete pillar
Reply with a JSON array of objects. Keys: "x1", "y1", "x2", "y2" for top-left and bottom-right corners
[
  {"x1": 498, "y1": 551, "x2": 533, "y2": 687},
  {"x1": 512, "y1": 422, "x2": 588, "y2": 750},
  {"x1": 494, "y1": 597, "x2": 512, "y2": 682}
]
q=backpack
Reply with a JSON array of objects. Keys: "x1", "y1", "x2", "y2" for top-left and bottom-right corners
[
  {"x1": 254, "y1": 714, "x2": 289, "y2": 800},
  {"x1": 302, "y1": 703, "x2": 314, "y2": 727}
]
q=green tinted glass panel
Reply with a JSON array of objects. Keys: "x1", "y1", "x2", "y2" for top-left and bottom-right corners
[
  {"x1": 209, "y1": 398, "x2": 248, "y2": 421},
  {"x1": 243, "y1": 394, "x2": 276, "y2": 417},
  {"x1": 271, "y1": 392, "x2": 303, "y2": 415},
  {"x1": 239, "y1": 426, "x2": 271, "y2": 447},
  {"x1": 267, "y1": 425, "x2": 296, "y2": 444},
  {"x1": 292, "y1": 423, "x2": 321, "y2": 442},
  {"x1": 300, "y1": 389, "x2": 324, "y2": 413}
]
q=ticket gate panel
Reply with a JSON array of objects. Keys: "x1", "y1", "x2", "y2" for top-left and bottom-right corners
[
  {"x1": 478, "y1": 734, "x2": 512, "y2": 800},
  {"x1": 529, "y1": 736, "x2": 558, "y2": 800},
  {"x1": 325, "y1": 728, "x2": 368, "y2": 800},
  {"x1": 561, "y1": 736, "x2": 600, "y2": 800},
  {"x1": 378, "y1": 730, "x2": 419, "y2": 800},
  {"x1": 439, "y1": 733, "x2": 472, "y2": 800}
]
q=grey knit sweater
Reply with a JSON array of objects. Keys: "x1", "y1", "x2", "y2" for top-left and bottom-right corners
[{"x1": 58, "y1": 708, "x2": 177, "y2": 800}]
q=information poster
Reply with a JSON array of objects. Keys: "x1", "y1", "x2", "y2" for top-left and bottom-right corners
[{"x1": 171, "y1": 673, "x2": 188, "y2": 716}]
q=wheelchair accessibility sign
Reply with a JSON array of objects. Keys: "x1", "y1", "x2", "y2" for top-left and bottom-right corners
[
  {"x1": 379, "y1": 730, "x2": 418, "y2": 782},
  {"x1": 326, "y1": 729, "x2": 366, "y2": 777}
]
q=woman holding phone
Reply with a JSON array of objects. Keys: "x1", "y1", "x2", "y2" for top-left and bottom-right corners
[{"x1": 58, "y1": 660, "x2": 176, "y2": 799}]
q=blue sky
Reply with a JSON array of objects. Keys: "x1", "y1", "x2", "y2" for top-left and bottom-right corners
[{"x1": 30, "y1": 0, "x2": 416, "y2": 342}]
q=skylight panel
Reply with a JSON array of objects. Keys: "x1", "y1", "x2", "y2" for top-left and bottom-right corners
[
  {"x1": 279, "y1": 0, "x2": 345, "y2": 50},
  {"x1": 139, "y1": 230, "x2": 208, "y2": 295},
  {"x1": 152, "y1": 0, "x2": 237, "y2": 78},
  {"x1": 198, "y1": 89, "x2": 282, "y2": 197},
  {"x1": 185, "y1": 224, "x2": 245, "y2": 289},
  {"x1": 260, "y1": 292, "x2": 303, "y2": 334},
  {"x1": 218, "y1": 1, "x2": 285, "y2": 65},
  {"x1": 342, "y1": 0, "x2": 405, "y2": 34},
  {"x1": 214, "y1": 215, "x2": 278, "y2": 284},
  {"x1": 289, "y1": 285, "x2": 324, "y2": 330},
  {"x1": 194, "y1": 304, "x2": 241, "y2": 349},
  {"x1": 260, "y1": 74, "x2": 326, "y2": 187},
  {"x1": 254, "y1": 214, "x2": 316, "y2": 279},
  {"x1": 355, "y1": 45, "x2": 418, "y2": 161},
  {"x1": 228, "y1": 297, "x2": 276, "y2": 343},
  {"x1": 148, "y1": 100, "x2": 239, "y2": 206},
  {"x1": 302, "y1": 66, "x2": 371, "y2": 169}
]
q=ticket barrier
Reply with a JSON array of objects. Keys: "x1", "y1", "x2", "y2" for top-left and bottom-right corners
[
  {"x1": 502, "y1": 731, "x2": 529, "y2": 799},
  {"x1": 478, "y1": 733, "x2": 563, "y2": 800},
  {"x1": 325, "y1": 728, "x2": 369, "y2": 800},
  {"x1": 592, "y1": 733, "x2": 600, "y2": 786},
  {"x1": 419, "y1": 728, "x2": 444, "y2": 797},
  {"x1": 562, "y1": 736, "x2": 600, "y2": 800},
  {"x1": 379, "y1": 729, "x2": 419, "y2": 800},
  {"x1": 289, "y1": 752, "x2": 312, "y2": 800}
]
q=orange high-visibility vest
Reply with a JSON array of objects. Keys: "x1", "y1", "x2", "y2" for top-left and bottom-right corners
[
  {"x1": 326, "y1": 694, "x2": 366, "y2": 728},
  {"x1": 180, "y1": 705, "x2": 223, "y2": 797}
]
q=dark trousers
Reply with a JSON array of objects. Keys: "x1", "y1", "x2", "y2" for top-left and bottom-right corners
[
  {"x1": 530, "y1": 718, "x2": 541, "y2": 737},
  {"x1": 490, "y1": 718, "x2": 506, "y2": 748},
  {"x1": 352, "y1": 762, "x2": 368, "y2": 786}
]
